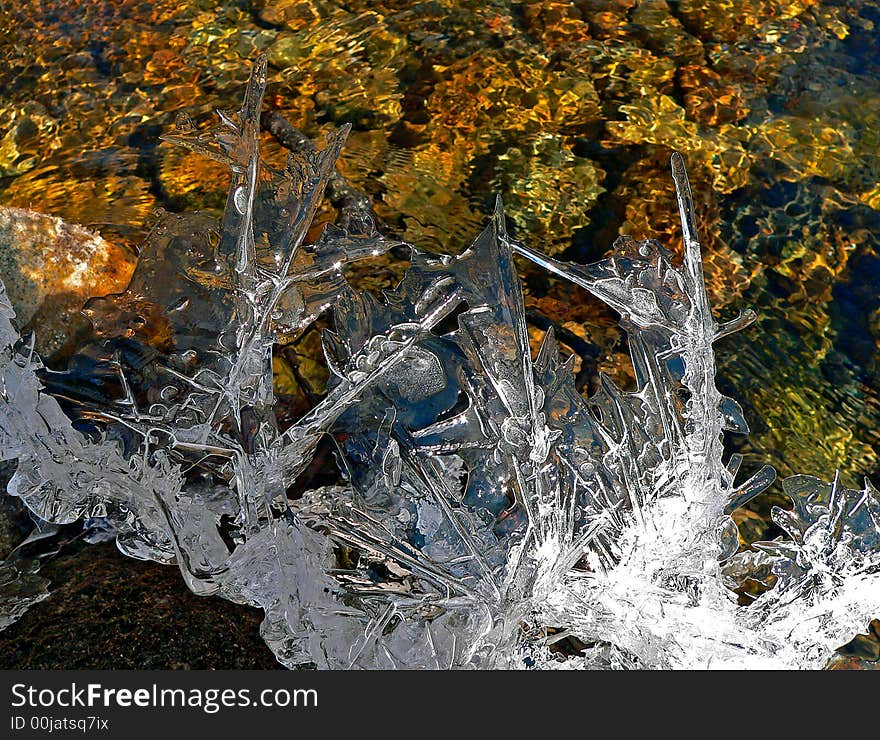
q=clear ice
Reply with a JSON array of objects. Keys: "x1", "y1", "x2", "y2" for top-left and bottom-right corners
[{"x1": 0, "y1": 56, "x2": 878, "y2": 669}]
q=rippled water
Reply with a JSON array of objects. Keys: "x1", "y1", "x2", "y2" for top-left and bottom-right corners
[{"x1": 0, "y1": 0, "x2": 879, "y2": 543}]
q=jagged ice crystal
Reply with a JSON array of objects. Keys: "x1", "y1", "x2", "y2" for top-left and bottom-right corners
[{"x1": 0, "y1": 56, "x2": 878, "y2": 669}]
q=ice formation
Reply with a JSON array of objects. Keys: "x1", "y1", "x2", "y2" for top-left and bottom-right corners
[{"x1": 1, "y1": 56, "x2": 878, "y2": 668}]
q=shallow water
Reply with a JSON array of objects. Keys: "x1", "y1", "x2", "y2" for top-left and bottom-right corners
[{"x1": 0, "y1": 0, "x2": 879, "y2": 533}]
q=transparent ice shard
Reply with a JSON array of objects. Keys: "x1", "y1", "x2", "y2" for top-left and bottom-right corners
[
  {"x1": 0, "y1": 558, "x2": 49, "y2": 630},
  {"x1": 0, "y1": 55, "x2": 877, "y2": 668},
  {"x1": 727, "y1": 473, "x2": 880, "y2": 667}
]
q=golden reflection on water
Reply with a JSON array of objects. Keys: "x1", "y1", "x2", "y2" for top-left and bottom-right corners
[{"x1": 1, "y1": 0, "x2": 879, "y2": 489}]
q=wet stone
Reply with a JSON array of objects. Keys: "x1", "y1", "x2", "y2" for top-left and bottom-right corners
[{"x1": 0, "y1": 207, "x2": 135, "y2": 359}]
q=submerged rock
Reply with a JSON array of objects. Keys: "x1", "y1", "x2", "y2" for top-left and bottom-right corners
[
  {"x1": 0, "y1": 541, "x2": 279, "y2": 669},
  {"x1": 0, "y1": 207, "x2": 135, "y2": 359}
]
